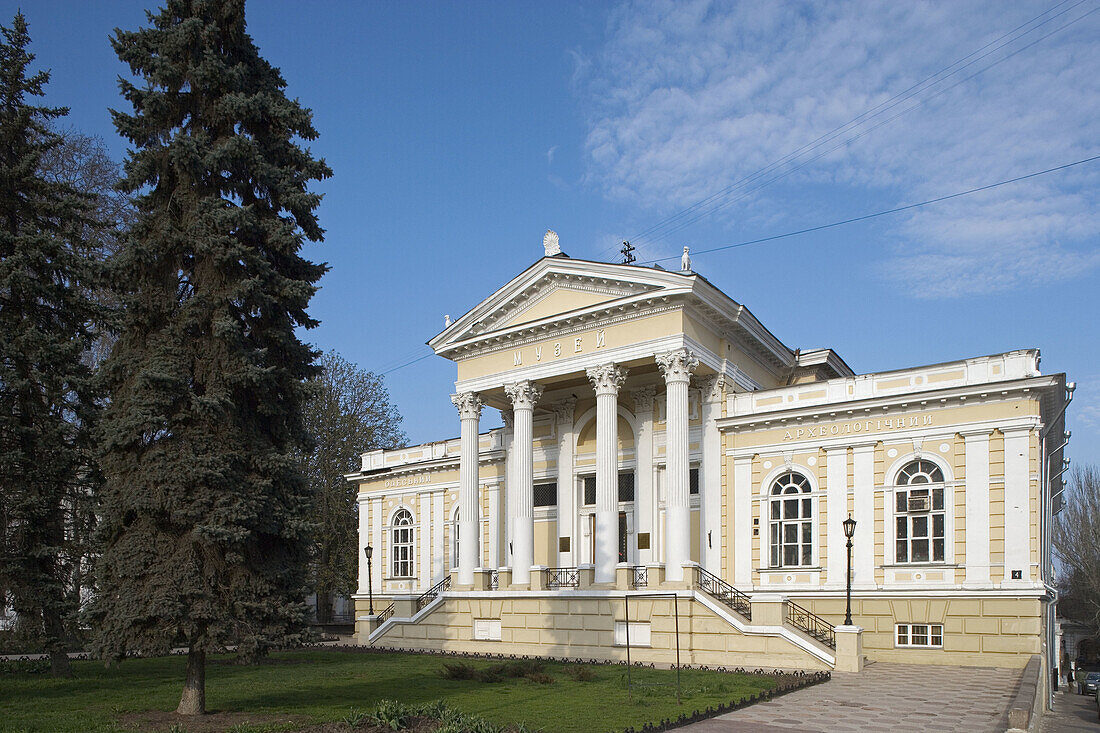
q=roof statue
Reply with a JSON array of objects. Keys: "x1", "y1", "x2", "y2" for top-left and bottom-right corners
[
  {"x1": 681, "y1": 246, "x2": 691, "y2": 272},
  {"x1": 543, "y1": 229, "x2": 561, "y2": 257},
  {"x1": 444, "y1": 314, "x2": 452, "y2": 327}
]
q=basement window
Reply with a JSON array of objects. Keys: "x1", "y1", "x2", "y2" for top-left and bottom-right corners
[{"x1": 895, "y1": 623, "x2": 943, "y2": 648}]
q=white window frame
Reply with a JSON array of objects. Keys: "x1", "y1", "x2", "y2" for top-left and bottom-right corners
[
  {"x1": 450, "y1": 505, "x2": 460, "y2": 570},
  {"x1": 473, "y1": 618, "x2": 501, "y2": 641},
  {"x1": 895, "y1": 623, "x2": 943, "y2": 648},
  {"x1": 768, "y1": 470, "x2": 816, "y2": 568},
  {"x1": 614, "y1": 621, "x2": 651, "y2": 647},
  {"x1": 889, "y1": 457, "x2": 952, "y2": 566},
  {"x1": 390, "y1": 507, "x2": 415, "y2": 579}
]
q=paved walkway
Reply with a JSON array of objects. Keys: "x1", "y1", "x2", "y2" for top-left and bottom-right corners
[
  {"x1": 1039, "y1": 688, "x2": 1099, "y2": 732},
  {"x1": 684, "y1": 662, "x2": 1023, "y2": 732}
]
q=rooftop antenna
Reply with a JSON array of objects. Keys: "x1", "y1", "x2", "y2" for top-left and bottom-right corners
[{"x1": 620, "y1": 240, "x2": 636, "y2": 264}]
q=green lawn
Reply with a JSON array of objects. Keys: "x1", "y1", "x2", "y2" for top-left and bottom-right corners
[{"x1": 0, "y1": 649, "x2": 780, "y2": 733}]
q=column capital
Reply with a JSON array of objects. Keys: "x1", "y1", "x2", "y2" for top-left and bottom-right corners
[
  {"x1": 696, "y1": 373, "x2": 726, "y2": 404},
  {"x1": 550, "y1": 396, "x2": 576, "y2": 423},
  {"x1": 632, "y1": 384, "x2": 657, "y2": 412},
  {"x1": 451, "y1": 392, "x2": 483, "y2": 420},
  {"x1": 504, "y1": 380, "x2": 543, "y2": 410},
  {"x1": 656, "y1": 348, "x2": 699, "y2": 385},
  {"x1": 586, "y1": 363, "x2": 628, "y2": 396}
]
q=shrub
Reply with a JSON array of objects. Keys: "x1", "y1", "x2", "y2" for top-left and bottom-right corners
[{"x1": 565, "y1": 665, "x2": 596, "y2": 682}]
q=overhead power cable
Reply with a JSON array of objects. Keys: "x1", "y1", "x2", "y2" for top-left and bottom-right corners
[
  {"x1": 597, "y1": 0, "x2": 1093, "y2": 259},
  {"x1": 641, "y1": 154, "x2": 1100, "y2": 265}
]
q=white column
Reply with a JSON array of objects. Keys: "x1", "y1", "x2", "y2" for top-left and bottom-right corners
[
  {"x1": 825, "y1": 446, "x2": 848, "y2": 587},
  {"x1": 852, "y1": 443, "x2": 875, "y2": 588},
  {"x1": 505, "y1": 381, "x2": 542, "y2": 585},
  {"x1": 486, "y1": 483, "x2": 500, "y2": 572},
  {"x1": 1003, "y1": 427, "x2": 1032, "y2": 584},
  {"x1": 699, "y1": 375, "x2": 724, "y2": 572},
  {"x1": 733, "y1": 456, "x2": 752, "y2": 586},
  {"x1": 371, "y1": 496, "x2": 383, "y2": 593},
  {"x1": 586, "y1": 363, "x2": 628, "y2": 584},
  {"x1": 632, "y1": 386, "x2": 657, "y2": 565},
  {"x1": 657, "y1": 348, "x2": 698, "y2": 582},
  {"x1": 357, "y1": 497, "x2": 371, "y2": 594},
  {"x1": 419, "y1": 492, "x2": 431, "y2": 589},
  {"x1": 552, "y1": 398, "x2": 577, "y2": 567},
  {"x1": 452, "y1": 391, "x2": 482, "y2": 587},
  {"x1": 501, "y1": 410, "x2": 514, "y2": 568},
  {"x1": 964, "y1": 430, "x2": 991, "y2": 586},
  {"x1": 432, "y1": 490, "x2": 445, "y2": 581}
]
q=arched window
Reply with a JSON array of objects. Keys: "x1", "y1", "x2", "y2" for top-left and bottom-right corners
[
  {"x1": 895, "y1": 460, "x2": 946, "y2": 563},
  {"x1": 391, "y1": 508, "x2": 415, "y2": 578},
  {"x1": 451, "y1": 508, "x2": 460, "y2": 570},
  {"x1": 769, "y1": 471, "x2": 813, "y2": 567}
]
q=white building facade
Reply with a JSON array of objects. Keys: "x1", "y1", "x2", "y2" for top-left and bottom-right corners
[{"x1": 349, "y1": 241, "x2": 1070, "y2": 677}]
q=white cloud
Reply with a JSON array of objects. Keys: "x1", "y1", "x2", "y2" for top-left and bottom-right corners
[
  {"x1": 547, "y1": 145, "x2": 558, "y2": 164},
  {"x1": 577, "y1": 0, "x2": 1100, "y2": 295}
]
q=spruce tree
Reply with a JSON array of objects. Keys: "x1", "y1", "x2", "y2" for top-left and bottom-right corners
[
  {"x1": 0, "y1": 13, "x2": 100, "y2": 678},
  {"x1": 93, "y1": 0, "x2": 330, "y2": 714}
]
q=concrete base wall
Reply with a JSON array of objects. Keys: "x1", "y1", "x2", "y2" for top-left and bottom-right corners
[
  {"x1": 794, "y1": 595, "x2": 1042, "y2": 668},
  {"x1": 359, "y1": 594, "x2": 829, "y2": 670}
]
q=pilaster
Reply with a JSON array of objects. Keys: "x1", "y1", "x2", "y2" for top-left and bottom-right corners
[
  {"x1": 851, "y1": 443, "x2": 876, "y2": 588},
  {"x1": 825, "y1": 446, "x2": 848, "y2": 588},
  {"x1": 964, "y1": 430, "x2": 992, "y2": 587},
  {"x1": 552, "y1": 398, "x2": 577, "y2": 567},
  {"x1": 699, "y1": 374, "x2": 724, "y2": 573},
  {"x1": 632, "y1": 386, "x2": 657, "y2": 565},
  {"x1": 1002, "y1": 427, "x2": 1032, "y2": 584}
]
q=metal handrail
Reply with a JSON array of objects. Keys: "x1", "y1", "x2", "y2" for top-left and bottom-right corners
[
  {"x1": 545, "y1": 567, "x2": 580, "y2": 589},
  {"x1": 377, "y1": 603, "x2": 395, "y2": 624},
  {"x1": 785, "y1": 599, "x2": 836, "y2": 649},
  {"x1": 695, "y1": 566, "x2": 752, "y2": 620},
  {"x1": 629, "y1": 565, "x2": 648, "y2": 588},
  {"x1": 416, "y1": 575, "x2": 451, "y2": 611}
]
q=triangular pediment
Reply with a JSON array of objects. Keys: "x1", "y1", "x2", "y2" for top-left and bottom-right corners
[{"x1": 429, "y1": 257, "x2": 697, "y2": 356}]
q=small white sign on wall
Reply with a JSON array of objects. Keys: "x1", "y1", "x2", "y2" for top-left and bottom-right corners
[
  {"x1": 473, "y1": 618, "x2": 501, "y2": 641},
  {"x1": 614, "y1": 621, "x2": 651, "y2": 647}
]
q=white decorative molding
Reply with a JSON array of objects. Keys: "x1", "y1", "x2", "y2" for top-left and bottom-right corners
[
  {"x1": 543, "y1": 229, "x2": 560, "y2": 256},
  {"x1": 656, "y1": 348, "x2": 699, "y2": 385},
  {"x1": 451, "y1": 392, "x2": 482, "y2": 420},
  {"x1": 586, "y1": 363, "x2": 628, "y2": 396},
  {"x1": 504, "y1": 380, "x2": 543, "y2": 410}
]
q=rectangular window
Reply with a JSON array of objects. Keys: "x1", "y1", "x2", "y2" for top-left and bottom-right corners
[
  {"x1": 533, "y1": 482, "x2": 557, "y2": 507},
  {"x1": 583, "y1": 476, "x2": 595, "y2": 506},
  {"x1": 689, "y1": 467, "x2": 700, "y2": 495},
  {"x1": 618, "y1": 471, "x2": 635, "y2": 502},
  {"x1": 614, "y1": 621, "x2": 651, "y2": 647},
  {"x1": 473, "y1": 618, "x2": 502, "y2": 641},
  {"x1": 895, "y1": 488, "x2": 946, "y2": 563},
  {"x1": 895, "y1": 623, "x2": 943, "y2": 648}
]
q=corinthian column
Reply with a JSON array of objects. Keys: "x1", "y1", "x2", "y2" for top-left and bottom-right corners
[
  {"x1": 451, "y1": 392, "x2": 482, "y2": 586},
  {"x1": 586, "y1": 363, "x2": 628, "y2": 584},
  {"x1": 504, "y1": 380, "x2": 543, "y2": 586},
  {"x1": 657, "y1": 348, "x2": 698, "y2": 582}
]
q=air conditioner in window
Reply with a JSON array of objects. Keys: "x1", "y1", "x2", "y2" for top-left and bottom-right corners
[{"x1": 907, "y1": 495, "x2": 931, "y2": 513}]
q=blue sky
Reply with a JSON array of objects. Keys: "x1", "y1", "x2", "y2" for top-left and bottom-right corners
[{"x1": 10, "y1": 0, "x2": 1100, "y2": 462}]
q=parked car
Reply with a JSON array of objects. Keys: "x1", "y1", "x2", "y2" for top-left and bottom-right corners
[
  {"x1": 1095, "y1": 685, "x2": 1099, "y2": 721},
  {"x1": 1079, "y1": 671, "x2": 1100, "y2": 695}
]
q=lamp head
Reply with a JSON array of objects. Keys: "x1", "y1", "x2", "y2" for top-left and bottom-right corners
[
  {"x1": 843, "y1": 515, "x2": 856, "y2": 539},
  {"x1": 364, "y1": 545, "x2": 373, "y2": 560}
]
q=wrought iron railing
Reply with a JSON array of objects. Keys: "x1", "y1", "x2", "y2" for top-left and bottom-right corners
[
  {"x1": 545, "y1": 567, "x2": 580, "y2": 589},
  {"x1": 695, "y1": 566, "x2": 752, "y2": 621},
  {"x1": 376, "y1": 603, "x2": 395, "y2": 624},
  {"x1": 488, "y1": 570, "x2": 499, "y2": 590},
  {"x1": 630, "y1": 565, "x2": 648, "y2": 588},
  {"x1": 785, "y1": 600, "x2": 836, "y2": 649},
  {"x1": 416, "y1": 575, "x2": 452, "y2": 611}
]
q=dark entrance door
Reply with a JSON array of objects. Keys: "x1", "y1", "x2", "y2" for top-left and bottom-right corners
[{"x1": 618, "y1": 511, "x2": 628, "y2": 563}]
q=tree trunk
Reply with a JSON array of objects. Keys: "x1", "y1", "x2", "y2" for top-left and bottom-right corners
[
  {"x1": 42, "y1": 607, "x2": 73, "y2": 678},
  {"x1": 176, "y1": 646, "x2": 206, "y2": 715}
]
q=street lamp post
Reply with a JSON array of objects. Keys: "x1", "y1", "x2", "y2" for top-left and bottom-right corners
[
  {"x1": 364, "y1": 545, "x2": 374, "y2": 615},
  {"x1": 843, "y1": 515, "x2": 856, "y2": 626}
]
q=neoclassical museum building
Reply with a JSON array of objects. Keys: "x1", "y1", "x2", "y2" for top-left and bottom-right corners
[{"x1": 348, "y1": 232, "x2": 1070, "y2": 680}]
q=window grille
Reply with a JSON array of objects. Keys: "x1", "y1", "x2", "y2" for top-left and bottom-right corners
[
  {"x1": 895, "y1": 460, "x2": 946, "y2": 563},
  {"x1": 689, "y1": 467, "x2": 700, "y2": 495},
  {"x1": 533, "y1": 482, "x2": 557, "y2": 507},
  {"x1": 618, "y1": 471, "x2": 635, "y2": 502},
  {"x1": 391, "y1": 508, "x2": 415, "y2": 578},
  {"x1": 583, "y1": 476, "x2": 595, "y2": 506},
  {"x1": 768, "y1": 471, "x2": 813, "y2": 567}
]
